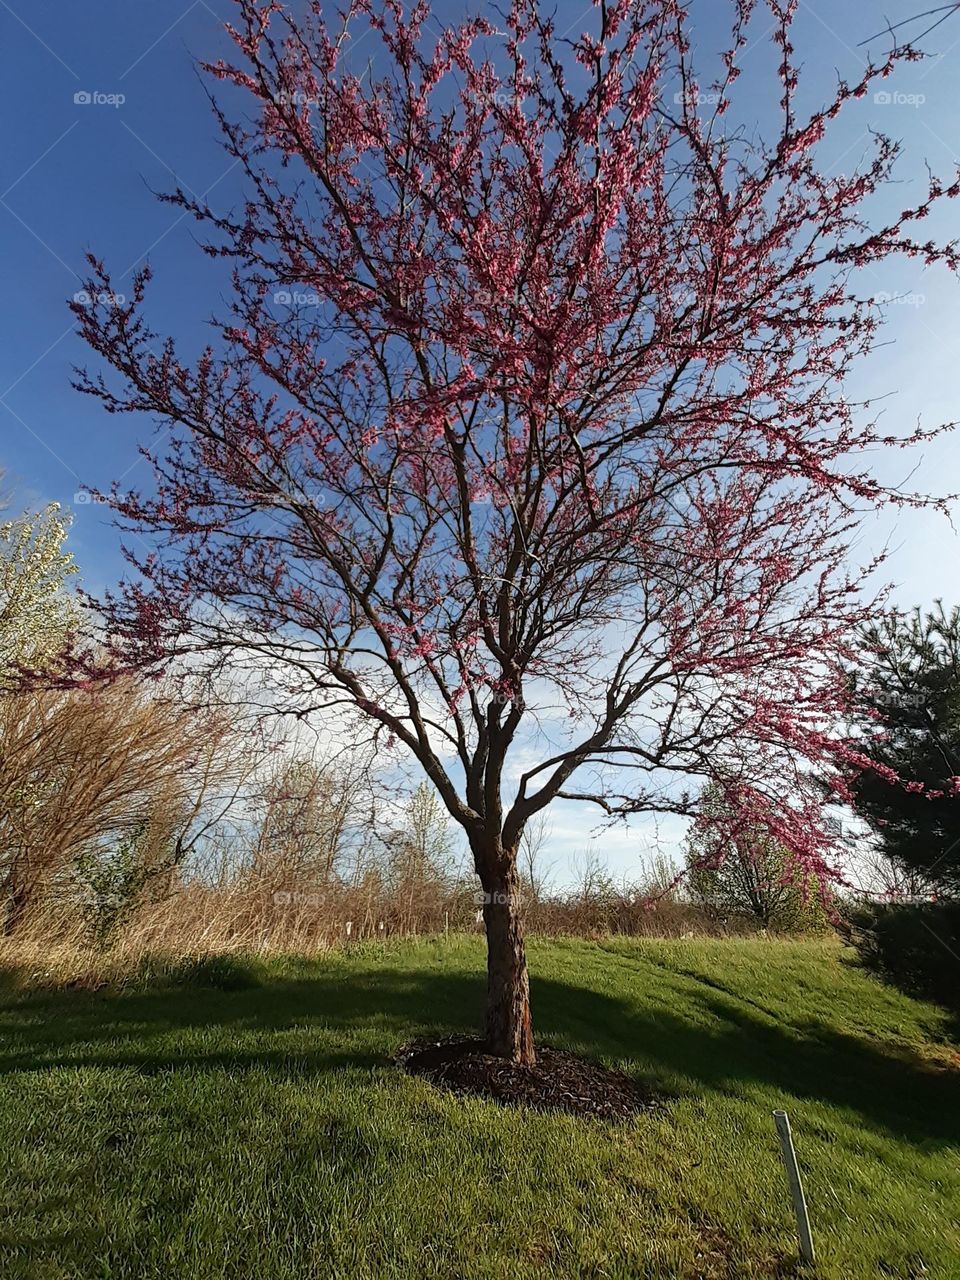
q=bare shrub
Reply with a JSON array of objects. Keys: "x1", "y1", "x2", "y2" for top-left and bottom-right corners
[
  {"x1": 2, "y1": 718, "x2": 754, "y2": 966},
  {"x1": 0, "y1": 680, "x2": 247, "y2": 934}
]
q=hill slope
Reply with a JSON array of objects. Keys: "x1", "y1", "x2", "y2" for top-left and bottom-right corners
[{"x1": 0, "y1": 936, "x2": 956, "y2": 1279}]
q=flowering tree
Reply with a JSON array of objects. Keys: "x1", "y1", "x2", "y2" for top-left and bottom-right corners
[
  {"x1": 71, "y1": 0, "x2": 960, "y2": 1062},
  {"x1": 685, "y1": 783, "x2": 828, "y2": 930},
  {"x1": 0, "y1": 501, "x2": 78, "y2": 684}
]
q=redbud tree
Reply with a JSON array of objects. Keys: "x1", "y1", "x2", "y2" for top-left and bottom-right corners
[{"x1": 72, "y1": 0, "x2": 959, "y2": 1062}]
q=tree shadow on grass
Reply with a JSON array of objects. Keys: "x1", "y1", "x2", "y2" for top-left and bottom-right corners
[{"x1": 0, "y1": 955, "x2": 956, "y2": 1149}]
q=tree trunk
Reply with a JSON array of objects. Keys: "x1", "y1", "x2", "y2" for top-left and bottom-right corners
[{"x1": 481, "y1": 860, "x2": 536, "y2": 1065}]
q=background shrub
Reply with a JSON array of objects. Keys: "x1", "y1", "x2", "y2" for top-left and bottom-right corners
[
  {"x1": 843, "y1": 900, "x2": 960, "y2": 1011},
  {"x1": 685, "y1": 784, "x2": 830, "y2": 933}
]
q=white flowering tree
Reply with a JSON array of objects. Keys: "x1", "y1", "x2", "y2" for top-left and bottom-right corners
[
  {"x1": 0, "y1": 502, "x2": 78, "y2": 684},
  {"x1": 0, "y1": 497, "x2": 80, "y2": 930}
]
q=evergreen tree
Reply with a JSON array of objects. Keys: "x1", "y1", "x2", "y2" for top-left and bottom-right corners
[{"x1": 849, "y1": 605, "x2": 960, "y2": 896}]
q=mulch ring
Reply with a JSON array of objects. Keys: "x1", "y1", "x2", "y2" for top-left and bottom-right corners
[{"x1": 394, "y1": 1034, "x2": 662, "y2": 1123}]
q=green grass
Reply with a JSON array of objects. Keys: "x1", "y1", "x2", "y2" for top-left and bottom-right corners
[{"x1": 0, "y1": 936, "x2": 956, "y2": 1279}]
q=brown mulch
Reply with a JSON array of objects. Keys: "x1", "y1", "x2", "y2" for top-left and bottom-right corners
[{"x1": 394, "y1": 1034, "x2": 662, "y2": 1122}]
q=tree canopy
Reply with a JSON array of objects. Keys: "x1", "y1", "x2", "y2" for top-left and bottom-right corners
[{"x1": 67, "y1": 0, "x2": 960, "y2": 1059}]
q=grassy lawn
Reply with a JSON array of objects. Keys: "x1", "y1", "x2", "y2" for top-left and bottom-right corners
[{"x1": 0, "y1": 935, "x2": 956, "y2": 1279}]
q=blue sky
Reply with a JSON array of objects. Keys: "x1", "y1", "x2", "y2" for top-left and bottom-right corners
[{"x1": 2, "y1": 0, "x2": 960, "y2": 881}]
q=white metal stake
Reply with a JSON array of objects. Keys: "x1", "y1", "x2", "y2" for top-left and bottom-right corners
[{"x1": 773, "y1": 1110, "x2": 815, "y2": 1266}]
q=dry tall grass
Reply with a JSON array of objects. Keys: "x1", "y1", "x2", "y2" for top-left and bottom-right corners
[
  {"x1": 0, "y1": 679, "x2": 248, "y2": 935},
  {"x1": 0, "y1": 852, "x2": 759, "y2": 993},
  {"x1": 1, "y1": 682, "x2": 763, "y2": 986}
]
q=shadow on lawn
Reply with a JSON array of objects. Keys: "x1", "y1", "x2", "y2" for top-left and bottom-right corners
[{"x1": 0, "y1": 956, "x2": 956, "y2": 1149}]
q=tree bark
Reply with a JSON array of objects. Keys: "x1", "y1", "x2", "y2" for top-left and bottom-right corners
[{"x1": 481, "y1": 859, "x2": 536, "y2": 1065}]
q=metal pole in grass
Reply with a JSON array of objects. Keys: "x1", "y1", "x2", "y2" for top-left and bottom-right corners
[{"x1": 773, "y1": 1110, "x2": 815, "y2": 1266}]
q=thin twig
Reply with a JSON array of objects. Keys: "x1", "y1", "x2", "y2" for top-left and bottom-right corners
[{"x1": 860, "y1": 4, "x2": 960, "y2": 46}]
